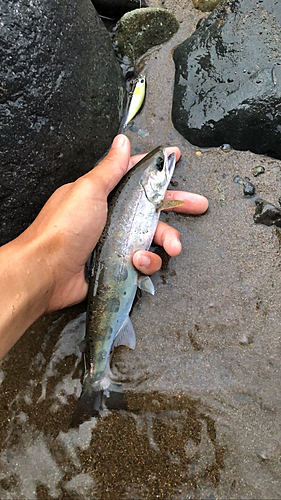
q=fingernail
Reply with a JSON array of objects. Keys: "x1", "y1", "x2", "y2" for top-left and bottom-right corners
[
  {"x1": 112, "y1": 134, "x2": 125, "y2": 148},
  {"x1": 138, "y1": 254, "x2": 150, "y2": 269}
]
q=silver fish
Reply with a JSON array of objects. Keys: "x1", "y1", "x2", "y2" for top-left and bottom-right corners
[{"x1": 72, "y1": 147, "x2": 178, "y2": 426}]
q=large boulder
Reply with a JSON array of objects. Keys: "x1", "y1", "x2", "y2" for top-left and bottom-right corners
[
  {"x1": 172, "y1": 0, "x2": 281, "y2": 159},
  {"x1": 0, "y1": 0, "x2": 125, "y2": 246}
]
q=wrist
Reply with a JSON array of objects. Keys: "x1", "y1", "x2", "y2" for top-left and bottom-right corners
[
  {"x1": 0, "y1": 231, "x2": 55, "y2": 358},
  {"x1": 20, "y1": 229, "x2": 56, "y2": 308}
]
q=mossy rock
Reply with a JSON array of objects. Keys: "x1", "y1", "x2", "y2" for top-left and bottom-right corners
[
  {"x1": 114, "y1": 7, "x2": 179, "y2": 62},
  {"x1": 192, "y1": 0, "x2": 222, "y2": 12}
]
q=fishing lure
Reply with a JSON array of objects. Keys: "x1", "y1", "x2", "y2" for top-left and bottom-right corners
[{"x1": 124, "y1": 75, "x2": 146, "y2": 127}]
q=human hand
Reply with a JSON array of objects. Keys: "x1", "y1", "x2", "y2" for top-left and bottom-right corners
[{"x1": 23, "y1": 134, "x2": 208, "y2": 312}]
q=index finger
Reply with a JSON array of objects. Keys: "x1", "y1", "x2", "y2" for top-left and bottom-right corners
[
  {"x1": 164, "y1": 190, "x2": 209, "y2": 214},
  {"x1": 129, "y1": 147, "x2": 181, "y2": 170}
]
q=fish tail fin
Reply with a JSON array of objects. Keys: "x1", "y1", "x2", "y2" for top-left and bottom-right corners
[
  {"x1": 71, "y1": 382, "x2": 127, "y2": 427},
  {"x1": 71, "y1": 387, "x2": 102, "y2": 427}
]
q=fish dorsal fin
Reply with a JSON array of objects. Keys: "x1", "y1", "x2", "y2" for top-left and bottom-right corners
[
  {"x1": 113, "y1": 316, "x2": 136, "y2": 350},
  {"x1": 137, "y1": 275, "x2": 155, "y2": 295}
]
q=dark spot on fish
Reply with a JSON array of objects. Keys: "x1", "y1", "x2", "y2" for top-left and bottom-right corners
[
  {"x1": 124, "y1": 291, "x2": 127, "y2": 295},
  {"x1": 118, "y1": 267, "x2": 128, "y2": 282},
  {"x1": 109, "y1": 296, "x2": 120, "y2": 313}
]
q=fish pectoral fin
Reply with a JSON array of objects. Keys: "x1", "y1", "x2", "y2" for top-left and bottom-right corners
[
  {"x1": 157, "y1": 200, "x2": 185, "y2": 211},
  {"x1": 137, "y1": 275, "x2": 155, "y2": 295},
  {"x1": 113, "y1": 316, "x2": 136, "y2": 350}
]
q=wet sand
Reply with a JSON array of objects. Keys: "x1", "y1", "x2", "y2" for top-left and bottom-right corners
[{"x1": 1, "y1": 1, "x2": 281, "y2": 499}]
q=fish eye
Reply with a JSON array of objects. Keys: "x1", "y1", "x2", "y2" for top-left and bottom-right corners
[
  {"x1": 155, "y1": 157, "x2": 164, "y2": 171},
  {"x1": 140, "y1": 78, "x2": 145, "y2": 84}
]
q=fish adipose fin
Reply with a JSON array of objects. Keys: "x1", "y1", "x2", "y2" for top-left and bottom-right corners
[
  {"x1": 71, "y1": 382, "x2": 127, "y2": 427},
  {"x1": 113, "y1": 315, "x2": 136, "y2": 349},
  {"x1": 137, "y1": 275, "x2": 155, "y2": 295}
]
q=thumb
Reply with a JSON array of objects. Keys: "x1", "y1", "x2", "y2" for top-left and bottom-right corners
[{"x1": 85, "y1": 134, "x2": 131, "y2": 196}]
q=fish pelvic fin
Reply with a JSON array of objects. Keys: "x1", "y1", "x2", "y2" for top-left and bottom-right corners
[{"x1": 70, "y1": 382, "x2": 127, "y2": 427}]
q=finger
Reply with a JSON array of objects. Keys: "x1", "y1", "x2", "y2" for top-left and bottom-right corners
[
  {"x1": 164, "y1": 191, "x2": 209, "y2": 214},
  {"x1": 153, "y1": 221, "x2": 182, "y2": 257},
  {"x1": 129, "y1": 146, "x2": 181, "y2": 170},
  {"x1": 133, "y1": 250, "x2": 162, "y2": 275},
  {"x1": 84, "y1": 135, "x2": 131, "y2": 196}
]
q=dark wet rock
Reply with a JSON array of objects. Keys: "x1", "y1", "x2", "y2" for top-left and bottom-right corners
[
  {"x1": 233, "y1": 175, "x2": 255, "y2": 196},
  {"x1": 243, "y1": 177, "x2": 255, "y2": 197},
  {"x1": 252, "y1": 165, "x2": 265, "y2": 177},
  {"x1": 254, "y1": 199, "x2": 281, "y2": 227},
  {"x1": 92, "y1": 0, "x2": 146, "y2": 19},
  {"x1": 0, "y1": 0, "x2": 125, "y2": 246},
  {"x1": 172, "y1": 0, "x2": 281, "y2": 160},
  {"x1": 192, "y1": 0, "x2": 221, "y2": 12},
  {"x1": 114, "y1": 7, "x2": 179, "y2": 62}
]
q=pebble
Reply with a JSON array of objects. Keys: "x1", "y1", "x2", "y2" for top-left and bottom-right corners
[
  {"x1": 243, "y1": 177, "x2": 255, "y2": 196},
  {"x1": 251, "y1": 165, "x2": 265, "y2": 177}
]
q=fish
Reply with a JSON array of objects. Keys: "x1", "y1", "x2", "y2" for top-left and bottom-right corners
[
  {"x1": 71, "y1": 146, "x2": 181, "y2": 426},
  {"x1": 124, "y1": 75, "x2": 146, "y2": 127}
]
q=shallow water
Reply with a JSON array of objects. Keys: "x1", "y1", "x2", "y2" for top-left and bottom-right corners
[{"x1": 1, "y1": 1, "x2": 281, "y2": 499}]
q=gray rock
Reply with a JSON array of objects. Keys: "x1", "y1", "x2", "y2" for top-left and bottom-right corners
[
  {"x1": 114, "y1": 7, "x2": 179, "y2": 62},
  {"x1": 172, "y1": 0, "x2": 281, "y2": 160},
  {"x1": 243, "y1": 177, "x2": 255, "y2": 197},
  {"x1": 92, "y1": 0, "x2": 147, "y2": 19},
  {"x1": 0, "y1": 0, "x2": 125, "y2": 246}
]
